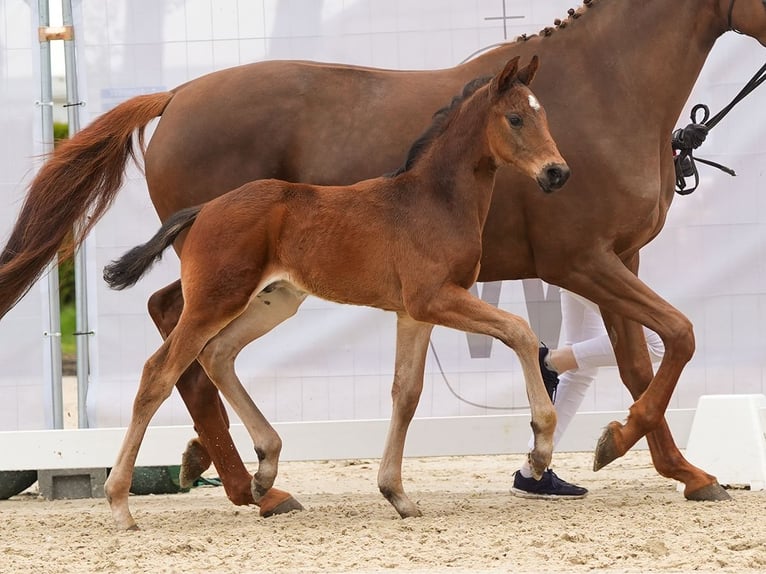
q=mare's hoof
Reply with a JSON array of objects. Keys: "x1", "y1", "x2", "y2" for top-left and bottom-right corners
[
  {"x1": 593, "y1": 424, "x2": 621, "y2": 471},
  {"x1": 685, "y1": 482, "x2": 732, "y2": 502},
  {"x1": 179, "y1": 438, "x2": 212, "y2": 489},
  {"x1": 260, "y1": 494, "x2": 304, "y2": 518}
]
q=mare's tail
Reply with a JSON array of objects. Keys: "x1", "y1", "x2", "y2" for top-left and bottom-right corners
[
  {"x1": 103, "y1": 205, "x2": 202, "y2": 290},
  {"x1": 0, "y1": 91, "x2": 174, "y2": 317}
]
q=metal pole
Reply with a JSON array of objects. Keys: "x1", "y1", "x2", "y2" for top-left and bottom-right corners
[
  {"x1": 38, "y1": 0, "x2": 64, "y2": 430},
  {"x1": 61, "y1": 0, "x2": 90, "y2": 428}
]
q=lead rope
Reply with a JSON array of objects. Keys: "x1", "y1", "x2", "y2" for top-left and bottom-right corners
[{"x1": 673, "y1": 61, "x2": 766, "y2": 195}]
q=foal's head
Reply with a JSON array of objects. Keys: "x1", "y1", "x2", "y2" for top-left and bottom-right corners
[{"x1": 486, "y1": 56, "x2": 569, "y2": 193}]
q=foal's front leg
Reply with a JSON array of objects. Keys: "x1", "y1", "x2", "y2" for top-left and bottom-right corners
[
  {"x1": 407, "y1": 284, "x2": 557, "y2": 478},
  {"x1": 377, "y1": 314, "x2": 433, "y2": 518}
]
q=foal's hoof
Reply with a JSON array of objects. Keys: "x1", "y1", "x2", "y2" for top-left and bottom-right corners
[
  {"x1": 259, "y1": 490, "x2": 305, "y2": 518},
  {"x1": 179, "y1": 438, "x2": 212, "y2": 489},
  {"x1": 593, "y1": 422, "x2": 622, "y2": 471},
  {"x1": 685, "y1": 482, "x2": 732, "y2": 502},
  {"x1": 398, "y1": 507, "x2": 423, "y2": 519}
]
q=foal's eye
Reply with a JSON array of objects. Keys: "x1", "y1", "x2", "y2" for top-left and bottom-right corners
[{"x1": 506, "y1": 114, "x2": 523, "y2": 128}]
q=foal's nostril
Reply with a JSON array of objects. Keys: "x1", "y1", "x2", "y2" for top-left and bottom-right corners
[
  {"x1": 546, "y1": 164, "x2": 570, "y2": 189},
  {"x1": 536, "y1": 163, "x2": 571, "y2": 193}
]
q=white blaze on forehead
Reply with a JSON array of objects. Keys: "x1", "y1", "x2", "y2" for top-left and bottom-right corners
[{"x1": 528, "y1": 94, "x2": 541, "y2": 112}]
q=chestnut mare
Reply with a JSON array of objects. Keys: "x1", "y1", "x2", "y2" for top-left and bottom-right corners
[
  {"x1": 97, "y1": 57, "x2": 568, "y2": 530},
  {"x1": 2, "y1": 0, "x2": 766, "y2": 515}
]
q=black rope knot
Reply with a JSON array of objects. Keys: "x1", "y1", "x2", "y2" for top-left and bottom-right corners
[
  {"x1": 673, "y1": 61, "x2": 766, "y2": 196},
  {"x1": 673, "y1": 106, "x2": 735, "y2": 195},
  {"x1": 672, "y1": 122, "x2": 708, "y2": 151},
  {"x1": 672, "y1": 122, "x2": 709, "y2": 182}
]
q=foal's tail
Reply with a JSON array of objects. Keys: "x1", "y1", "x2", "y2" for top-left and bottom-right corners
[
  {"x1": 104, "y1": 205, "x2": 201, "y2": 290},
  {"x1": 0, "y1": 91, "x2": 174, "y2": 318}
]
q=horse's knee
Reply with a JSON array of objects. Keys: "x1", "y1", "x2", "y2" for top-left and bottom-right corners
[
  {"x1": 390, "y1": 374, "x2": 421, "y2": 408},
  {"x1": 507, "y1": 319, "x2": 539, "y2": 354}
]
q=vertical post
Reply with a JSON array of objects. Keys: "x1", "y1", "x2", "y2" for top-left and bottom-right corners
[
  {"x1": 61, "y1": 0, "x2": 90, "y2": 428},
  {"x1": 38, "y1": 0, "x2": 64, "y2": 430}
]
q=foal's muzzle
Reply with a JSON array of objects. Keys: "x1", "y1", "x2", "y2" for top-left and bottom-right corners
[{"x1": 537, "y1": 162, "x2": 571, "y2": 193}]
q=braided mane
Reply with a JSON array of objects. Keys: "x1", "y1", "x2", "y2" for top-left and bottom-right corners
[{"x1": 516, "y1": 0, "x2": 602, "y2": 42}]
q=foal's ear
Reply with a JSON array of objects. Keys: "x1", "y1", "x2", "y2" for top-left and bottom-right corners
[
  {"x1": 516, "y1": 55, "x2": 540, "y2": 86},
  {"x1": 491, "y1": 56, "x2": 521, "y2": 96}
]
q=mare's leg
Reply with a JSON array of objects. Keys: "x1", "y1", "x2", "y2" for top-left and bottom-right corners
[
  {"x1": 559, "y1": 253, "x2": 698, "y2": 472},
  {"x1": 148, "y1": 280, "x2": 306, "y2": 513},
  {"x1": 598, "y1": 255, "x2": 729, "y2": 501},
  {"x1": 377, "y1": 314, "x2": 433, "y2": 518},
  {"x1": 603, "y1": 311, "x2": 729, "y2": 500},
  {"x1": 407, "y1": 285, "x2": 557, "y2": 477},
  {"x1": 104, "y1": 321, "x2": 220, "y2": 530}
]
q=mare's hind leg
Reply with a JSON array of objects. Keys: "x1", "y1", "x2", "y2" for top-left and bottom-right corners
[
  {"x1": 148, "y1": 280, "x2": 306, "y2": 514},
  {"x1": 195, "y1": 300, "x2": 299, "y2": 510},
  {"x1": 377, "y1": 314, "x2": 433, "y2": 518},
  {"x1": 407, "y1": 285, "x2": 557, "y2": 478}
]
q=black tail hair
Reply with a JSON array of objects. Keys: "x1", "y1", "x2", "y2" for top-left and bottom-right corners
[{"x1": 103, "y1": 205, "x2": 202, "y2": 290}]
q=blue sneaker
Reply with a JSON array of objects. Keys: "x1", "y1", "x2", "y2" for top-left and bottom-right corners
[
  {"x1": 511, "y1": 469, "x2": 588, "y2": 499},
  {"x1": 539, "y1": 344, "x2": 560, "y2": 402}
]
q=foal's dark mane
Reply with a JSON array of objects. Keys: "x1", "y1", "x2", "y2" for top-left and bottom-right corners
[{"x1": 388, "y1": 75, "x2": 492, "y2": 177}]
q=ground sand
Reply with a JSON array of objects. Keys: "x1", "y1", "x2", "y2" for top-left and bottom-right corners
[{"x1": 2, "y1": 448, "x2": 764, "y2": 574}]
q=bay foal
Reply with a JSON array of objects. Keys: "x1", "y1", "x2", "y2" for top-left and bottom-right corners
[{"x1": 102, "y1": 56, "x2": 569, "y2": 530}]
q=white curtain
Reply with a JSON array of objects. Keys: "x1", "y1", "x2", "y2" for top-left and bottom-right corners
[{"x1": 71, "y1": 0, "x2": 766, "y2": 427}]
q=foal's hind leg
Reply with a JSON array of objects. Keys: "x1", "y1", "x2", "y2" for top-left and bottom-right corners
[
  {"x1": 195, "y1": 300, "x2": 300, "y2": 512},
  {"x1": 377, "y1": 314, "x2": 433, "y2": 518},
  {"x1": 105, "y1": 323, "x2": 220, "y2": 530},
  {"x1": 148, "y1": 280, "x2": 306, "y2": 513},
  {"x1": 407, "y1": 284, "x2": 557, "y2": 477}
]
